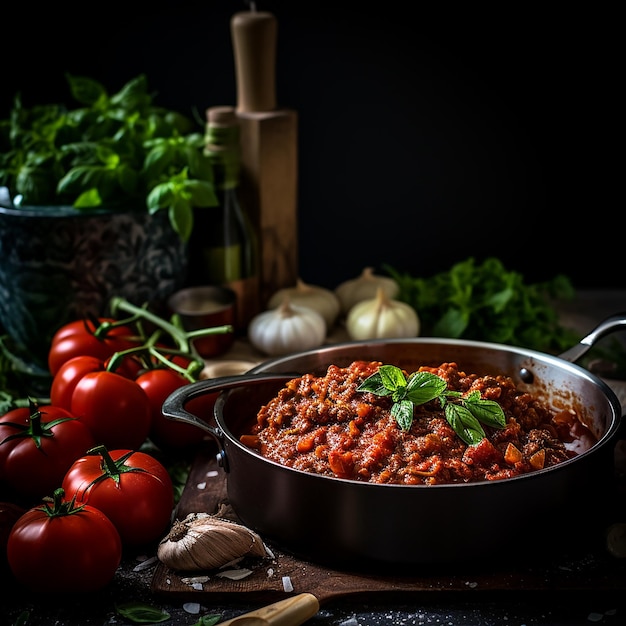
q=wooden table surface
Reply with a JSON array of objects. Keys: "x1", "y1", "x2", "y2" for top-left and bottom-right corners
[{"x1": 3, "y1": 289, "x2": 626, "y2": 626}]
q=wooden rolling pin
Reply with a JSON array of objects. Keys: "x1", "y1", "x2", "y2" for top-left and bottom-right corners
[{"x1": 231, "y1": 9, "x2": 299, "y2": 308}]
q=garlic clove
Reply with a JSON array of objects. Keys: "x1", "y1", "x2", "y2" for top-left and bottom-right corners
[{"x1": 157, "y1": 512, "x2": 269, "y2": 572}]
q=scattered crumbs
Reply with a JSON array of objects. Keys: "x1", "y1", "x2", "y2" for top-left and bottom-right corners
[
  {"x1": 217, "y1": 568, "x2": 253, "y2": 580},
  {"x1": 196, "y1": 482, "x2": 207, "y2": 490},
  {"x1": 183, "y1": 602, "x2": 201, "y2": 615},
  {"x1": 267, "y1": 568, "x2": 274, "y2": 577},
  {"x1": 464, "y1": 581, "x2": 478, "y2": 588},
  {"x1": 133, "y1": 556, "x2": 158, "y2": 572},
  {"x1": 166, "y1": 577, "x2": 171, "y2": 585},
  {"x1": 206, "y1": 470, "x2": 219, "y2": 478},
  {"x1": 282, "y1": 576, "x2": 294, "y2": 592}
]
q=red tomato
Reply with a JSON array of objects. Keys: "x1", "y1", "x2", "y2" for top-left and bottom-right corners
[
  {"x1": 50, "y1": 355, "x2": 105, "y2": 410},
  {"x1": 1, "y1": 501, "x2": 26, "y2": 567},
  {"x1": 7, "y1": 488, "x2": 122, "y2": 592},
  {"x1": 50, "y1": 317, "x2": 118, "y2": 343},
  {"x1": 0, "y1": 404, "x2": 97, "y2": 503},
  {"x1": 48, "y1": 317, "x2": 136, "y2": 376},
  {"x1": 136, "y1": 368, "x2": 205, "y2": 450},
  {"x1": 62, "y1": 447, "x2": 174, "y2": 546},
  {"x1": 70, "y1": 371, "x2": 152, "y2": 450}
]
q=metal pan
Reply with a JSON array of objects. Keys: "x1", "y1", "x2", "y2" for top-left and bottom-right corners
[{"x1": 162, "y1": 314, "x2": 625, "y2": 569}]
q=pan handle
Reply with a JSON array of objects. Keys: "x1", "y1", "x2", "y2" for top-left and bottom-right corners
[
  {"x1": 558, "y1": 312, "x2": 626, "y2": 363},
  {"x1": 161, "y1": 373, "x2": 295, "y2": 439}
]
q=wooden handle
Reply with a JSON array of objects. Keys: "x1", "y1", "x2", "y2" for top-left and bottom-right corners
[
  {"x1": 217, "y1": 593, "x2": 319, "y2": 625},
  {"x1": 231, "y1": 10, "x2": 277, "y2": 112}
]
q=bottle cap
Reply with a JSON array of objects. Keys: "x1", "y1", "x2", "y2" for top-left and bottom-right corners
[{"x1": 207, "y1": 106, "x2": 238, "y2": 127}]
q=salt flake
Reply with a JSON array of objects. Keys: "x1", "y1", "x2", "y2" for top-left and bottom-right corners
[{"x1": 183, "y1": 602, "x2": 201, "y2": 615}]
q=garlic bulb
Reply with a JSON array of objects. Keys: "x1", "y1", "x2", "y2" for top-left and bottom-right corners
[
  {"x1": 267, "y1": 278, "x2": 340, "y2": 329},
  {"x1": 346, "y1": 287, "x2": 420, "y2": 340},
  {"x1": 157, "y1": 512, "x2": 268, "y2": 572},
  {"x1": 248, "y1": 299, "x2": 326, "y2": 356},
  {"x1": 335, "y1": 267, "x2": 400, "y2": 314}
]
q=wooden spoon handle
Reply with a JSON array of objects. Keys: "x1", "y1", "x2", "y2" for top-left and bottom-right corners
[{"x1": 217, "y1": 592, "x2": 320, "y2": 625}]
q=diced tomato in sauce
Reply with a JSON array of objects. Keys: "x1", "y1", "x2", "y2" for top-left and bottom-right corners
[{"x1": 243, "y1": 361, "x2": 595, "y2": 485}]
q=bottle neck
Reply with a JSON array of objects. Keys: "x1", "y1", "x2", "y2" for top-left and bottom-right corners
[{"x1": 205, "y1": 124, "x2": 241, "y2": 190}]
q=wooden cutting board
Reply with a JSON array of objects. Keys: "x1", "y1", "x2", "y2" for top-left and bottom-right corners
[{"x1": 151, "y1": 442, "x2": 626, "y2": 605}]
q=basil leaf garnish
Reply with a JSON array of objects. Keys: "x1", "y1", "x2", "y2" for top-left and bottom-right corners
[
  {"x1": 463, "y1": 396, "x2": 507, "y2": 429},
  {"x1": 358, "y1": 364, "x2": 506, "y2": 444},
  {"x1": 357, "y1": 371, "x2": 393, "y2": 396},
  {"x1": 444, "y1": 403, "x2": 486, "y2": 445},
  {"x1": 391, "y1": 399, "x2": 415, "y2": 432},
  {"x1": 406, "y1": 371, "x2": 447, "y2": 404}
]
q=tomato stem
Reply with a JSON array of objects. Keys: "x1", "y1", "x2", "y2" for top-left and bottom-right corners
[
  {"x1": 86, "y1": 445, "x2": 148, "y2": 487},
  {"x1": 88, "y1": 314, "x2": 142, "y2": 341},
  {"x1": 109, "y1": 297, "x2": 232, "y2": 354},
  {"x1": 0, "y1": 398, "x2": 77, "y2": 448},
  {"x1": 41, "y1": 488, "x2": 86, "y2": 517}
]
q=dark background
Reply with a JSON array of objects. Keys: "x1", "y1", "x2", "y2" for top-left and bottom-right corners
[{"x1": 2, "y1": 1, "x2": 621, "y2": 290}]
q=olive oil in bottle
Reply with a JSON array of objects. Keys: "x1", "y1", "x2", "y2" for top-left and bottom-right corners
[{"x1": 190, "y1": 105, "x2": 260, "y2": 330}]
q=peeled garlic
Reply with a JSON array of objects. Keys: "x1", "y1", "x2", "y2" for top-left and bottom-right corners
[
  {"x1": 346, "y1": 287, "x2": 420, "y2": 340},
  {"x1": 335, "y1": 267, "x2": 400, "y2": 314},
  {"x1": 157, "y1": 512, "x2": 268, "y2": 572}
]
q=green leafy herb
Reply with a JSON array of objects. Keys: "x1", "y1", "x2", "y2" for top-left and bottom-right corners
[
  {"x1": 384, "y1": 257, "x2": 578, "y2": 354},
  {"x1": 357, "y1": 364, "x2": 506, "y2": 445},
  {"x1": 115, "y1": 602, "x2": 170, "y2": 623},
  {"x1": 194, "y1": 616, "x2": 222, "y2": 626},
  {"x1": 0, "y1": 74, "x2": 218, "y2": 241},
  {"x1": 11, "y1": 610, "x2": 29, "y2": 626}
]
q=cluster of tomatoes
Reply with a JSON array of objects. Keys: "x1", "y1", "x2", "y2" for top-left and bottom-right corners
[
  {"x1": 47, "y1": 316, "x2": 207, "y2": 452},
  {"x1": 0, "y1": 313, "x2": 213, "y2": 592}
]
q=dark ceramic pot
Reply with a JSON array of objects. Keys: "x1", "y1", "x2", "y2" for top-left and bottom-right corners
[{"x1": 0, "y1": 204, "x2": 187, "y2": 372}]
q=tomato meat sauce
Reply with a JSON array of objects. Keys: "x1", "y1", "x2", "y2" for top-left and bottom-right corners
[{"x1": 241, "y1": 360, "x2": 596, "y2": 485}]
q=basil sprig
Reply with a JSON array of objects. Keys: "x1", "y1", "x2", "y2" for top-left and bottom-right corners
[{"x1": 357, "y1": 365, "x2": 506, "y2": 445}]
